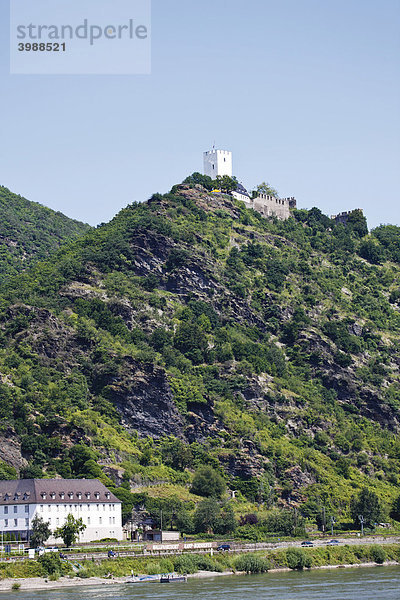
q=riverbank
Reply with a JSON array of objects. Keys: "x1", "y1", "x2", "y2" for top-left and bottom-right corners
[{"x1": 0, "y1": 560, "x2": 399, "y2": 593}]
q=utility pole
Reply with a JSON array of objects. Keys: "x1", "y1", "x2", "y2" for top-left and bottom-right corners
[
  {"x1": 330, "y1": 517, "x2": 336, "y2": 537},
  {"x1": 358, "y1": 515, "x2": 365, "y2": 536}
]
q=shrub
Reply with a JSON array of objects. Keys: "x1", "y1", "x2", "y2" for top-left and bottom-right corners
[
  {"x1": 38, "y1": 553, "x2": 62, "y2": 575},
  {"x1": 11, "y1": 583, "x2": 21, "y2": 590},
  {"x1": 370, "y1": 545, "x2": 386, "y2": 564},
  {"x1": 174, "y1": 555, "x2": 197, "y2": 574},
  {"x1": 235, "y1": 554, "x2": 269, "y2": 574},
  {"x1": 159, "y1": 559, "x2": 174, "y2": 573},
  {"x1": 190, "y1": 466, "x2": 226, "y2": 498},
  {"x1": 286, "y1": 548, "x2": 312, "y2": 570}
]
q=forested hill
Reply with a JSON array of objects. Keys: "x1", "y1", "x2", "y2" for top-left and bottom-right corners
[
  {"x1": 0, "y1": 185, "x2": 91, "y2": 282},
  {"x1": 0, "y1": 180, "x2": 400, "y2": 523}
]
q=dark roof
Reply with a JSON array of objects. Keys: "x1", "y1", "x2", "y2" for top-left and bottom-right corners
[
  {"x1": 0, "y1": 479, "x2": 121, "y2": 505},
  {"x1": 235, "y1": 183, "x2": 249, "y2": 196}
]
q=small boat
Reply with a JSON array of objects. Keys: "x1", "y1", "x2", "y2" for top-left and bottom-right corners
[
  {"x1": 160, "y1": 573, "x2": 187, "y2": 583},
  {"x1": 126, "y1": 574, "x2": 160, "y2": 584}
]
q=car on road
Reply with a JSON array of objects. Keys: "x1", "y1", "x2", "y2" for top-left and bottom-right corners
[
  {"x1": 107, "y1": 549, "x2": 116, "y2": 558},
  {"x1": 301, "y1": 541, "x2": 314, "y2": 547},
  {"x1": 217, "y1": 544, "x2": 231, "y2": 551},
  {"x1": 326, "y1": 539, "x2": 340, "y2": 545}
]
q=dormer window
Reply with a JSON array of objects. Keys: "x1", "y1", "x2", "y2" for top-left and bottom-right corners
[
  {"x1": 41, "y1": 492, "x2": 47, "y2": 500},
  {"x1": 85, "y1": 493, "x2": 91, "y2": 500},
  {"x1": 13, "y1": 493, "x2": 20, "y2": 501},
  {"x1": 105, "y1": 492, "x2": 111, "y2": 500},
  {"x1": 60, "y1": 492, "x2": 65, "y2": 499},
  {"x1": 23, "y1": 493, "x2": 29, "y2": 501},
  {"x1": 94, "y1": 492, "x2": 100, "y2": 500},
  {"x1": 68, "y1": 492, "x2": 74, "y2": 499},
  {"x1": 77, "y1": 492, "x2": 82, "y2": 500},
  {"x1": 4, "y1": 494, "x2": 10, "y2": 501},
  {"x1": 50, "y1": 493, "x2": 56, "y2": 500}
]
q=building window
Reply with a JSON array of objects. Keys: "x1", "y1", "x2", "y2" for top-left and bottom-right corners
[
  {"x1": 99, "y1": 517, "x2": 102, "y2": 524},
  {"x1": 48, "y1": 518, "x2": 51, "y2": 525},
  {"x1": 4, "y1": 507, "x2": 8, "y2": 515},
  {"x1": 56, "y1": 518, "x2": 59, "y2": 526},
  {"x1": 13, "y1": 506, "x2": 17, "y2": 514},
  {"x1": 48, "y1": 505, "x2": 51, "y2": 512},
  {"x1": 96, "y1": 504, "x2": 99, "y2": 511},
  {"x1": 40, "y1": 505, "x2": 43, "y2": 512},
  {"x1": 25, "y1": 506, "x2": 29, "y2": 513},
  {"x1": 109, "y1": 517, "x2": 112, "y2": 524},
  {"x1": 56, "y1": 505, "x2": 59, "y2": 512},
  {"x1": 87, "y1": 517, "x2": 90, "y2": 525},
  {"x1": 87, "y1": 504, "x2": 90, "y2": 510},
  {"x1": 103, "y1": 504, "x2": 106, "y2": 511},
  {"x1": 14, "y1": 519, "x2": 17, "y2": 527},
  {"x1": 25, "y1": 518, "x2": 29, "y2": 527},
  {"x1": 113, "y1": 517, "x2": 115, "y2": 524},
  {"x1": 4, "y1": 519, "x2": 8, "y2": 527}
]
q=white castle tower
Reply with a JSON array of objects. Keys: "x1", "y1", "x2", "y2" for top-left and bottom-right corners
[{"x1": 203, "y1": 147, "x2": 232, "y2": 180}]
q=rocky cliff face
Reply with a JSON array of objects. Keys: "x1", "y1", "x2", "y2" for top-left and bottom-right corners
[{"x1": 0, "y1": 182, "x2": 399, "y2": 505}]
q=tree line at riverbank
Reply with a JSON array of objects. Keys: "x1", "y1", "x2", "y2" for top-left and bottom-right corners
[{"x1": 0, "y1": 543, "x2": 399, "y2": 581}]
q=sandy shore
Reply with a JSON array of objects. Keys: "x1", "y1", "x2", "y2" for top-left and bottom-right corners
[{"x1": 0, "y1": 562, "x2": 398, "y2": 593}]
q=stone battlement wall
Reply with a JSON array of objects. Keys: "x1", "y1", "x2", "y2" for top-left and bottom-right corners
[{"x1": 243, "y1": 194, "x2": 296, "y2": 220}]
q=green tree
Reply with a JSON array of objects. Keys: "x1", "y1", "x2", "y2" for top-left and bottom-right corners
[
  {"x1": 193, "y1": 498, "x2": 221, "y2": 533},
  {"x1": 389, "y1": 493, "x2": 400, "y2": 522},
  {"x1": 350, "y1": 487, "x2": 384, "y2": 528},
  {"x1": 190, "y1": 465, "x2": 226, "y2": 498},
  {"x1": 30, "y1": 515, "x2": 52, "y2": 548},
  {"x1": 255, "y1": 182, "x2": 279, "y2": 197},
  {"x1": 183, "y1": 172, "x2": 214, "y2": 191},
  {"x1": 215, "y1": 175, "x2": 238, "y2": 193},
  {"x1": 215, "y1": 505, "x2": 237, "y2": 534},
  {"x1": 54, "y1": 514, "x2": 86, "y2": 547}
]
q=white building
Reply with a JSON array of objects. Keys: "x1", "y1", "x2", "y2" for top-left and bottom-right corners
[
  {"x1": 203, "y1": 148, "x2": 232, "y2": 180},
  {"x1": 0, "y1": 479, "x2": 123, "y2": 544},
  {"x1": 231, "y1": 183, "x2": 252, "y2": 203}
]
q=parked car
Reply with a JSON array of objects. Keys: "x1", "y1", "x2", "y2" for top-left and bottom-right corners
[
  {"x1": 326, "y1": 539, "x2": 340, "y2": 545},
  {"x1": 301, "y1": 541, "x2": 314, "y2": 547},
  {"x1": 217, "y1": 544, "x2": 231, "y2": 551},
  {"x1": 107, "y1": 549, "x2": 116, "y2": 558}
]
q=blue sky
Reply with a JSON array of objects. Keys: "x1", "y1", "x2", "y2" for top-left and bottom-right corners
[{"x1": 0, "y1": 0, "x2": 399, "y2": 228}]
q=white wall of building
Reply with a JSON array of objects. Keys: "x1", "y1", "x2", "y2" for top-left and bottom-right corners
[
  {"x1": 203, "y1": 149, "x2": 232, "y2": 180},
  {"x1": 0, "y1": 501, "x2": 123, "y2": 543}
]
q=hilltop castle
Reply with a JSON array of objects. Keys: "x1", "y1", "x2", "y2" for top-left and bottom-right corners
[{"x1": 203, "y1": 147, "x2": 296, "y2": 221}]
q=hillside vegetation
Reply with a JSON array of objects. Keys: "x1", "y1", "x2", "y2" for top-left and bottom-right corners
[
  {"x1": 0, "y1": 179, "x2": 400, "y2": 529},
  {"x1": 0, "y1": 185, "x2": 90, "y2": 282}
]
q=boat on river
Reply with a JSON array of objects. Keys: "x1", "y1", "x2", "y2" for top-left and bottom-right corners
[
  {"x1": 126, "y1": 574, "x2": 160, "y2": 583},
  {"x1": 126, "y1": 572, "x2": 187, "y2": 584},
  {"x1": 160, "y1": 573, "x2": 187, "y2": 583}
]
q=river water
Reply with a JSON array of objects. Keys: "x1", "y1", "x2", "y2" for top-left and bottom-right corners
[{"x1": 1, "y1": 566, "x2": 399, "y2": 599}]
